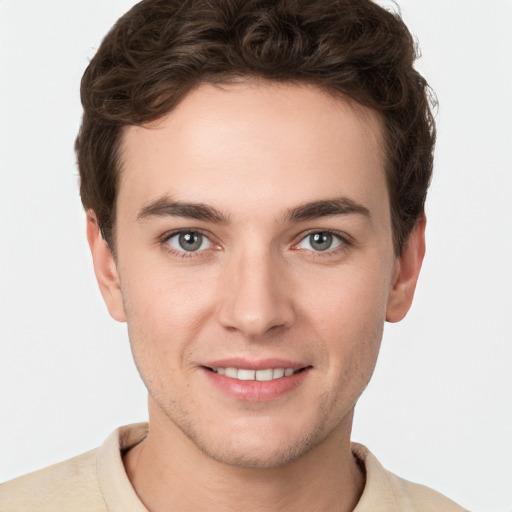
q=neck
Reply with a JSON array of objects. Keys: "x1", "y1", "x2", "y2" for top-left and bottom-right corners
[{"x1": 124, "y1": 406, "x2": 365, "y2": 512}]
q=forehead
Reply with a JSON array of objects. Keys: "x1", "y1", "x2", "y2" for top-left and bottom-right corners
[{"x1": 118, "y1": 81, "x2": 387, "y2": 221}]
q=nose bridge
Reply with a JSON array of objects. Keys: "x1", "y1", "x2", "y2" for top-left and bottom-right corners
[{"x1": 218, "y1": 243, "x2": 294, "y2": 338}]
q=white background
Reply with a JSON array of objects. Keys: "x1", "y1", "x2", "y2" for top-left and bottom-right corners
[{"x1": 1, "y1": 1, "x2": 511, "y2": 511}]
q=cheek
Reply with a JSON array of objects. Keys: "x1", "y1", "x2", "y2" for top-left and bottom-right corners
[
  {"x1": 118, "y1": 264, "x2": 227, "y2": 398},
  {"x1": 298, "y1": 262, "x2": 391, "y2": 378},
  {"x1": 120, "y1": 276, "x2": 194, "y2": 394},
  {"x1": 301, "y1": 261, "x2": 392, "y2": 333},
  {"x1": 120, "y1": 260, "x2": 219, "y2": 342}
]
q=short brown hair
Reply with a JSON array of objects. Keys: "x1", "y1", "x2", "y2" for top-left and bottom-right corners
[{"x1": 76, "y1": 0, "x2": 436, "y2": 255}]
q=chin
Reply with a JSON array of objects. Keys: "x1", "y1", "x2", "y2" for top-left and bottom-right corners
[
  {"x1": 174, "y1": 412, "x2": 334, "y2": 469},
  {"x1": 196, "y1": 434, "x2": 322, "y2": 469}
]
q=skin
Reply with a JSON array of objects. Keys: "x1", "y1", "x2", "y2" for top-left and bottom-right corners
[{"x1": 87, "y1": 81, "x2": 425, "y2": 511}]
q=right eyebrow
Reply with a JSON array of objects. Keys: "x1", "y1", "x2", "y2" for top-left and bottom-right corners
[
  {"x1": 284, "y1": 196, "x2": 371, "y2": 223},
  {"x1": 136, "y1": 196, "x2": 230, "y2": 224}
]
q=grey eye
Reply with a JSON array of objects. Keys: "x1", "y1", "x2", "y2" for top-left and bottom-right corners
[
  {"x1": 167, "y1": 231, "x2": 211, "y2": 252},
  {"x1": 310, "y1": 232, "x2": 333, "y2": 251},
  {"x1": 297, "y1": 231, "x2": 343, "y2": 252}
]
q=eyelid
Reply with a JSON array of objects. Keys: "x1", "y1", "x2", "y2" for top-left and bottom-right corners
[
  {"x1": 157, "y1": 228, "x2": 352, "y2": 257},
  {"x1": 159, "y1": 228, "x2": 220, "y2": 256},
  {"x1": 291, "y1": 229, "x2": 353, "y2": 253},
  {"x1": 159, "y1": 228, "x2": 213, "y2": 244},
  {"x1": 168, "y1": 231, "x2": 211, "y2": 251}
]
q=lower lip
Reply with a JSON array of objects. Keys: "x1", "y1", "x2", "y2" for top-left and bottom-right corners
[{"x1": 202, "y1": 368, "x2": 311, "y2": 402}]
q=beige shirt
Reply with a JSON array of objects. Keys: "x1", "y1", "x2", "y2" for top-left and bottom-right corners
[{"x1": 0, "y1": 423, "x2": 466, "y2": 511}]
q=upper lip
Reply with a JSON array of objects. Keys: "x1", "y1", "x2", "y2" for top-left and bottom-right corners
[{"x1": 201, "y1": 358, "x2": 310, "y2": 371}]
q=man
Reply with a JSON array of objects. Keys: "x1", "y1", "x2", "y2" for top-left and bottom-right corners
[{"x1": 0, "y1": 0, "x2": 467, "y2": 510}]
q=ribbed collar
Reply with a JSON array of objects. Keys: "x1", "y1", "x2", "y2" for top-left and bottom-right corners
[
  {"x1": 97, "y1": 423, "x2": 150, "y2": 512},
  {"x1": 95, "y1": 423, "x2": 401, "y2": 512}
]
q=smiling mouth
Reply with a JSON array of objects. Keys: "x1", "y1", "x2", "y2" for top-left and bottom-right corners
[{"x1": 204, "y1": 366, "x2": 310, "y2": 381}]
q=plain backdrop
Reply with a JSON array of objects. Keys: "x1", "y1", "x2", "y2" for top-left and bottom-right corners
[{"x1": 1, "y1": 1, "x2": 511, "y2": 511}]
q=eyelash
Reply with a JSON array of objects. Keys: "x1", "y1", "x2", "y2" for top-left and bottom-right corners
[
  {"x1": 291, "y1": 230, "x2": 352, "y2": 258},
  {"x1": 160, "y1": 229, "x2": 216, "y2": 259},
  {"x1": 159, "y1": 229, "x2": 352, "y2": 259}
]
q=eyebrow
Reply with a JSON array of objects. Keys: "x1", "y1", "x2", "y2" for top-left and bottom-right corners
[
  {"x1": 137, "y1": 197, "x2": 230, "y2": 223},
  {"x1": 136, "y1": 195, "x2": 370, "y2": 224},
  {"x1": 284, "y1": 197, "x2": 370, "y2": 222}
]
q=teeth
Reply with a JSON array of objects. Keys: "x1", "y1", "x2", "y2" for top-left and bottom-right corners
[
  {"x1": 213, "y1": 367, "x2": 299, "y2": 381},
  {"x1": 272, "y1": 368, "x2": 285, "y2": 379},
  {"x1": 237, "y1": 369, "x2": 255, "y2": 381},
  {"x1": 224, "y1": 367, "x2": 238, "y2": 378},
  {"x1": 256, "y1": 368, "x2": 273, "y2": 381}
]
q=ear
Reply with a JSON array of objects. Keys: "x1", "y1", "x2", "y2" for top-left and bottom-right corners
[
  {"x1": 386, "y1": 216, "x2": 426, "y2": 323},
  {"x1": 86, "y1": 212, "x2": 126, "y2": 322}
]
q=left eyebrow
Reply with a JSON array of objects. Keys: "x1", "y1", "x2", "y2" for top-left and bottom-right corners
[
  {"x1": 136, "y1": 196, "x2": 230, "y2": 224},
  {"x1": 284, "y1": 197, "x2": 371, "y2": 223}
]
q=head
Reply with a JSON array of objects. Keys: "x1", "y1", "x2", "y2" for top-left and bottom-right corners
[
  {"x1": 76, "y1": 0, "x2": 436, "y2": 257},
  {"x1": 79, "y1": 0, "x2": 434, "y2": 468}
]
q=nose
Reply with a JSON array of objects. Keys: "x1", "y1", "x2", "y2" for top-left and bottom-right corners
[{"x1": 217, "y1": 248, "x2": 295, "y2": 339}]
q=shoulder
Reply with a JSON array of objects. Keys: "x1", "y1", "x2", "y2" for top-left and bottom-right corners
[
  {"x1": 352, "y1": 443, "x2": 468, "y2": 512},
  {"x1": 0, "y1": 448, "x2": 107, "y2": 512},
  {"x1": 0, "y1": 423, "x2": 149, "y2": 512},
  {"x1": 384, "y1": 470, "x2": 468, "y2": 512}
]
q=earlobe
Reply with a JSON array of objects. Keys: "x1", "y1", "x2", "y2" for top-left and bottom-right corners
[
  {"x1": 386, "y1": 216, "x2": 426, "y2": 323},
  {"x1": 86, "y1": 212, "x2": 127, "y2": 322}
]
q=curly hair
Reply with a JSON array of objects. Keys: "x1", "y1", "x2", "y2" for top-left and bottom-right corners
[{"x1": 76, "y1": 0, "x2": 436, "y2": 255}]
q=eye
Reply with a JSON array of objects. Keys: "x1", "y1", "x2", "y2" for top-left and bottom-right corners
[
  {"x1": 166, "y1": 231, "x2": 212, "y2": 252},
  {"x1": 296, "y1": 231, "x2": 344, "y2": 252}
]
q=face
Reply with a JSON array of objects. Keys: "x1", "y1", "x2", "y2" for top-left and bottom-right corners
[{"x1": 89, "y1": 81, "x2": 424, "y2": 468}]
